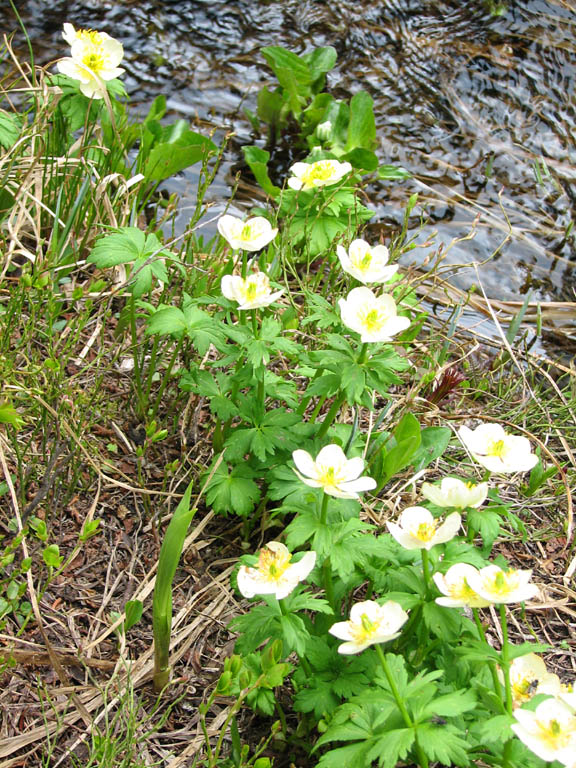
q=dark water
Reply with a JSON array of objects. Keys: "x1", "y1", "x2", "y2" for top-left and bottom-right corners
[{"x1": 4, "y1": 0, "x2": 576, "y2": 350}]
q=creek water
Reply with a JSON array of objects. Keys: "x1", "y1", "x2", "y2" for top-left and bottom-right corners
[{"x1": 5, "y1": 0, "x2": 576, "y2": 353}]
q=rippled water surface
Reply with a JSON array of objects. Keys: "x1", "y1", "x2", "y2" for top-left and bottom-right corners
[{"x1": 4, "y1": 0, "x2": 576, "y2": 346}]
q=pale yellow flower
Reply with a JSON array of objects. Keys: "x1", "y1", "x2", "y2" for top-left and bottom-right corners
[
  {"x1": 420, "y1": 477, "x2": 489, "y2": 510},
  {"x1": 217, "y1": 215, "x2": 278, "y2": 252},
  {"x1": 337, "y1": 239, "x2": 398, "y2": 285},
  {"x1": 458, "y1": 423, "x2": 538, "y2": 474},
  {"x1": 338, "y1": 286, "x2": 410, "y2": 343},
  {"x1": 501, "y1": 653, "x2": 562, "y2": 708},
  {"x1": 292, "y1": 444, "x2": 376, "y2": 499},
  {"x1": 433, "y1": 563, "x2": 491, "y2": 608},
  {"x1": 221, "y1": 272, "x2": 283, "y2": 310},
  {"x1": 329, "y1": 600, "x2": 409, "y2": 654},
  {"x1": 387, "y1": 506, "x2": 461, "y2": 551},
  {"x1": 237, "y1": 541, "x2": 316, "y2": 600},
  {"x1": 57, "y1": 23, "x2": 124, "y2": 99},
  {"x1": 511, "y1": 697, "x2": 576, "y2": 764},
  {"x1": 466, "y1": 564, "x2": 539, "y2": 605},
  {"x1": 287, "y1": 159, "x2": 352, "y2": 191}
]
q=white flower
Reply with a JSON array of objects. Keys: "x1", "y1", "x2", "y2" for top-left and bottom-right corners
[
  {"x1": 458, "y1": 423, "x2": 539, "y2": 474},
  {"x1": 329, "y1": 600, "x2": 409, "y2": 654},
  {"x1": 316, "y1": 120, "x2": 332, "y2": 141},
  {"x1": 338, "y1": 286, "x2": 410, "y2": 343},
  {"x1": 511, "y1": 697, "x2": 576, "y2": 764},
  {"x1": 502, "y1": 654, "x2": 562, "y2": 708},
  {"x1": 292, "y1": 444, "x2": 376, "y2": 499},
  {"x1": 433, "y1": 563, "x2": 491, "y2": 608},
  {"x1": 337, "y1": 239, "x2": 398, "y2": 285},
  {"x1": 387, "y1": 506, "x2": 461, "y2": 551},
  {"x1": 237, "y1": 541, "x2": 316, "y2": 600},
  {"x1": 466, "y1": 564, "x2": 539, "y2": 605},
  {"x1": 57, "y1": 24, "x2": 124, "y2": 99},
  {"x1": 287, "y1": 159, "x2": 352, "y2": 191},
  {"x1": 221, "y1": 272, "x2": 283, "y2": 310},
  {"x1": 217, "y1": 215, "x2": 278, "y2": 252},
  {"x1": 420, "y1": 478, "x2": 489, "y2": 510}
]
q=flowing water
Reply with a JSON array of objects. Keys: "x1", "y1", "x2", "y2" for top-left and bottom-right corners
[{"x1": 4, "y1": 0, "x2": 576, "y2": 353}]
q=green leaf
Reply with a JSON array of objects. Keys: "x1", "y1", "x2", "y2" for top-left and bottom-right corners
[
  {"x1": 476, "y1": 714, "x2": 515, "y2": 745},
  {"x1": 143, "y1": 131, "x2": 217, "y2": 182},
  {"x1": 124, "y1": 599, "x2": 143, "y2": 632},
  {"x1": 377, "y1": 165, "x2": 411, "y2": 180},
  {"x1": 147, "y1": 307, "x2": 188, "y2": 336},
  {"x1": 242, "y1": 146, "x2": 281, "y2": 198},
  {"x1": 368, "y1": 728, "x2": 415, "y2": 768},
  {"x1": 422, "y1": 601, "x2": 463, "y2": 640},
  {"x1": 206, "y1": 462, "x2": 261, "y2": 517},
  {"x1": 346, "y1": 91, "x2": 376, "y2": 151},
  {"x1": 420, "y1": 688, "x2": 477, "y2": 719},
  {"x1": 0, "y1": 110, "x2": 23, "y2": 149},
  {"x1": 340, "y1": 361, "x2": 366, "y2": 403},
  {"x1": 342, "y1": 147, "x2": 379, "y2": 171},
  {"x1": 417, "y1": 723, "x2": 470, "y2": 766},
  {"x1": 411, "y1": 426, "x2": 452, "y2": 471},
  {"x1": 261, "y1": 46, "x2": 311, "y2": 115},
  {"x1": 0, "y1": 402, "x2": 24, "y2": 429},
  {"x1": 42, "y1": 544, "x2": 63, "y2": 568},
  {"x1": 304, "y1": 46, "x2": 337, "y2": 85}
]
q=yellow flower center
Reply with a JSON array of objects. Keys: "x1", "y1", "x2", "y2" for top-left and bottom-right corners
[
  {"x1": 350, "y1": 612, "x2": 379, "y2": 644},
  {"x1": 354, "y1": 250, "x2": 373, "y2": 272},
  {"x1": 301, "y1": 161, "x2": 339, "y2": 186},
  {"x1": 466, "y1": 481, "x2": 476, "y2": 489},
  {"x1": 77, "y1": 29, "x2": 104, "y2": 44},
  {"x1": 82, "y1": 50, "x2": 105, "y2": 73},
  {"x1": 317, "y1": 465, "x2": 344, "y2": 489},
  {"x1": 489, "y1": 570, "x2": 519, "y2": 595},
  {"x1": 536, "y1": 718, "x2": 574, "y2": 750},
  {"x1": 241, "y1": 223, "x2": 256, "y2": 241},
  {"x1": 414, "y1": 521, "x2": 436, "y2": 542},
  {"x1": 449, "y1": 579, "x2": 478, "y2": 602},
  {"x1": 487, "y1": 439, "x2": 506, "y2": 457},
  {"x1": 361, "y1": 308, "x2": 385, "y2": 333},
  {"x1": 257, "y1": 547, "x2": 291, "y2": 582}
]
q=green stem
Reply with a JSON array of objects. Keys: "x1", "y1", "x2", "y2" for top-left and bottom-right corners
[
  {"x1": 129, "y1": 294, "x2": 145, "y2": 418},
  {"x1": 375, "y1": 645, "x2": 429, "y2": 768},
  {"x1": 498, "y1": 605, "x2": 514, "y2": 714},
  {"x1": 308, "y1": 393, "x2": 328, "y2": 425},
  {"x1": 317, "y1": 392, "x2": 347, "y2": 439},
  {"x1": 251, "y1": 311, "x2": 265, "y2": 407},
  {"x1": 472, "y1": 608, "x2": 502, "y2": 699},
  {"x1": 498, "y1": 604, "x2": 514, "y2": 768},
  {"x1": 319, "y1": 493, "x2": 329, "y2": 525},
  {"x1": 420, "y1": 549, "x2": 432, "y2": 595},
  {"x1": 297, "y1": 368, "x2": 323, "y2": 416},
  {"x1": 357, "y1": 342, "x2": 369, "y2": 364},
  {"x1": 151, "y1": 338, "x2": 184, "y2": 418}
]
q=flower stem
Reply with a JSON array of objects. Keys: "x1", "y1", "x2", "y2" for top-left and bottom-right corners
[
  {"x1": 472, "y1": 608, "x2": 502, "y2": 699},
  {"x1": 374, "y1": 645, "x2": 429, "y2": 768},
  {"x1": 497, "y1": 604, "x2": 514, "y2": 768},
  {"x1": 420, "y1": 549, "x2": 432, "y2": 595},
  {"x1": 319, "y1": 493, "x2": 329, "y2": 525},
  {"x1": 498, "y1": 605, "x2": 514, "y2": 714},
  {"x1": 317, "y1": 392, "x2": 346, "y2": 438},
  {"x1": 357, "y1": 342, "x2": 369, "y2": 364}
]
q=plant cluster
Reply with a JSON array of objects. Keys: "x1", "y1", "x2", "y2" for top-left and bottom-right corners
[{"x1": 0, "y1": 14, "x2": 572, "y2": 768}]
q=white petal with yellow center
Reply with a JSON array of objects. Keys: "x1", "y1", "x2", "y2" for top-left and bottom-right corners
[
  {"x1": 337, "y1": 239, "x2": 398, "y2": 284},
  {"x1": 512, "y1": 698, "x2": 576, "y2": 764},
  {"x1": 217, "y1": 215, "x2": 278, "y2": 252},
  {"x1": 338, "y1": 286, "x2": 410, "y2": 343},
  {"x1": 292, "y1": 444, "x2": 376, "y2": 499},
  {"x1": 287, "y1": 159, "x2": 352, "y2": 191},
  {"x1": 387, "y1": 506, "x2": 461, "y2": 551},
  {"x1": 329, "y1": 600, "x2": 409, "y2": 654},
  {"x1": 458, "y1": 423, "x2": 538, "y2": 474},
  {"x1": 421, "y1": 477, "x2": 489, "y2": 509},
  {"x1": 237, "y1": 541, "x2": 316, "y2": 600},
  {"x1": 466, "y1": 564, "x2": 539, "y2": 605},
  {"x1": 433, "y1": 563, "x2": 491, "y2": 608},
  {"x1": 221, "y1": 272, "x2": 283, "y2": 310}
]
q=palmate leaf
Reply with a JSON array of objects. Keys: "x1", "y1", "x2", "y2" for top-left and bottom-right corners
[
  {"x1": 417, "y1": 723, "x2": 470, "y2": 766},
  {"x1": 88, "y1": 227, "x2": 175, "y2": 297},
  {"x1": 205, "y1": 462, "x2": 261, "y2": 517}
]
